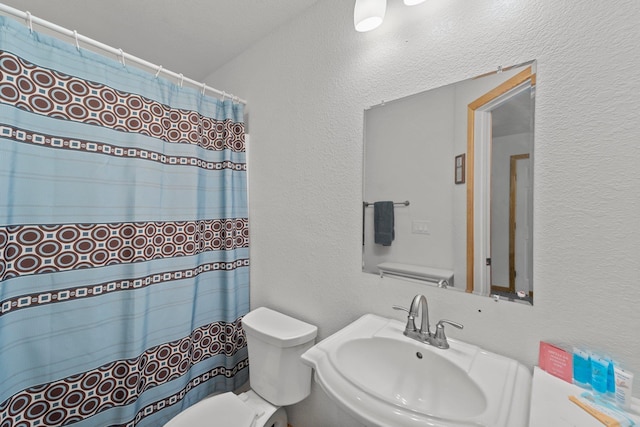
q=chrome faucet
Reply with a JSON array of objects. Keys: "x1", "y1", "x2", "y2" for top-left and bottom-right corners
[
  {"x1": 393, "y1": 294, "x2": 431, "y2": 342},
  {"x1": 393, "y1": 294, "x2": 463, "y2": 349},
  {"x1": 437, "y1": 279, "x2": 449, "y2": 288}
]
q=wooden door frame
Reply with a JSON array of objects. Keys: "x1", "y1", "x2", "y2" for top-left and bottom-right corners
[
  {"x1": 466, "y1": 67, "x2": 536, "y2": 293},
  {"x1": 508, "y1": 153, "x2": 530, "y2": 292},
  {"x1": 489, "y1": 154, "x2": 529, "y2": 295}
]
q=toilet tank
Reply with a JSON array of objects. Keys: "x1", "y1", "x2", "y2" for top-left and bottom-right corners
[{"x1": 241, "y1": 307, "x2": 318, "y2": 406}]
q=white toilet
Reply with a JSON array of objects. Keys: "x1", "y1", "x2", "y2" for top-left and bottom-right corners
[{"x1": 165, "y1": 307, "x2": 318, "y2": 427}]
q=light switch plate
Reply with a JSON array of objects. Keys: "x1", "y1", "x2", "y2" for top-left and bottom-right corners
[{"x1": 411, "y1": 220, "x2": 430, "y2": 235}]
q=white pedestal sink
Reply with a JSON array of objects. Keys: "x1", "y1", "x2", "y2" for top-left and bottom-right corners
[{"x1": 301, "y1": 314, "x2": 531, "y2": 427}]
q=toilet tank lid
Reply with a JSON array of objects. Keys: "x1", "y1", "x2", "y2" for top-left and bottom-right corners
[{"x1": 242, "y1": 307, "x2": 317, "y2": 348}]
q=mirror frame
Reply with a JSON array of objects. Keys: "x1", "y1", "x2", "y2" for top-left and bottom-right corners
[{"x1": 466, "y1": 66, "x2": 537, "y2": 293}]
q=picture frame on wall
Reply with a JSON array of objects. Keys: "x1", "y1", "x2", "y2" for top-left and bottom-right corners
[{"x1": 455, "y1": 154, "x2": 465, "y2": 184}]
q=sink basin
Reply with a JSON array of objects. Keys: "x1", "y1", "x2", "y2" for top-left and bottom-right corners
[
  {"x1": 301, "y1": 314, "x2": 531, "y2": 427},
  {"x1": 336, "y1": 337, "x2": 487, "y2": 418}
]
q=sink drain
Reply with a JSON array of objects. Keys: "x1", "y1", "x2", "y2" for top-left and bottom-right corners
[{"x1": 416, "y1": 352, "x2": 423, "y2": 359}]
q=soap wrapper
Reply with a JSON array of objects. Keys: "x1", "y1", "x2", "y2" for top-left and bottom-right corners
[
  {"x1": 573, "y1": 348, "x2": 592, "y2": 387},
  {"x1": 569, "y1": 392, "x2": 636, "y2": 427},
  {"x1": 539, "y1": 341, "x2": 573, "y2": 383},
  {"x1": 614, "y1": 366, "x2": 634, "y2": 411},
  {"x1": 591, "y1": 355, "x2": 610, "y2": 394}
]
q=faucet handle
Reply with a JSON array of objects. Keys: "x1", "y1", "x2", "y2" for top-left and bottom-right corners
[
  {"x1": 392, "y1": 305, "x2": 417, "y2": 333},
  {"x1": 432, "y1": 319, "x2": 464, "y2": 349},
  {"x1": 392, "y1": 305, "x2": 409, "y2": 313},
  {"x1": 436, "y1": 319, "x2": 463, "y2": 330}
]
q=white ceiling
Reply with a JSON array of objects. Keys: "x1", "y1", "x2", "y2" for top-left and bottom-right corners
[{"x1": 0, "y1": 0, "x2": 320, "y2": 80}]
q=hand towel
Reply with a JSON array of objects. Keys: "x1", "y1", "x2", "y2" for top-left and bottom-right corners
[{"x1": 374, "y1": 201, "x2": 395, "y2": 246}]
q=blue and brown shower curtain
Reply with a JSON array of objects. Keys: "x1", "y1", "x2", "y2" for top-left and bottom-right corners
[{"x1": 0, "y1": 16, "x2": 249, "y2": 426}]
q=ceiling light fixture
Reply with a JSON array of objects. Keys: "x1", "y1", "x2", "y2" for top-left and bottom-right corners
[
  {"x1": 354, "y1": 0, "x2": 428, "y2": 32},
  {"x1": 354, "y1": 0, "x2": 387, "y2": 32}
]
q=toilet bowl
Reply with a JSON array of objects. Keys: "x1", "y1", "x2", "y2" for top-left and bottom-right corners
[
  {"x1": 164, "y1": 390, "x2": 287, "y2": 427},
  {"x1": 164, "y1": 307, "x2": 317, "y2": 427}
]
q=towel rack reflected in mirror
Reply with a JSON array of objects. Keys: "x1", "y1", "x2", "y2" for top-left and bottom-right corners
[
  {"x1": 363, "y1": 200, "x2": 410, "y2": 207},
  {"x1": 362, "y1": 201, "x2": 410, "y2": 246}
]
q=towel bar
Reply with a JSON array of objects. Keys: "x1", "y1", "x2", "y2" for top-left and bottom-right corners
[{"x1": 363, "y1": 200, "x2": 410, "y2": 207}]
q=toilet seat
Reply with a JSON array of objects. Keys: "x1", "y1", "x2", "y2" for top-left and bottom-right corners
[
  {"x1": 164, "y1": 390, "x2": 286, "y2": 427},
  {"x1": 164, "y1": 392, "x2": 258, "y2": 427}
]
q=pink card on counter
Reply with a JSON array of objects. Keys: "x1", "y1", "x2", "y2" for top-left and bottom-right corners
[{"x1": 539, "y1": 341, "x2": 573, "y2": 383}]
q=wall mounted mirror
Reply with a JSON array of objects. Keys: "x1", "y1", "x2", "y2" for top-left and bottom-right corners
[{"x1": 362, "y1": 60, "x2": 536, "y2": 304}]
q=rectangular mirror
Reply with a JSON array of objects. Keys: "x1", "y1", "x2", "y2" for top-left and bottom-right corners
[{"x1": 362, "y1": 60, "x2": 536, "y2": 304}]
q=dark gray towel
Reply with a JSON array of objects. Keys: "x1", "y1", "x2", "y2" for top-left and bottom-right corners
[{"x1": 374, "y1": 201, "x2": 395, "y2": 246}]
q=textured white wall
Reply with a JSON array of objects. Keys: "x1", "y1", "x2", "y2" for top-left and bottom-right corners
[{"x1": 207, "y1": 0, "x2": 640, "y2": 425}]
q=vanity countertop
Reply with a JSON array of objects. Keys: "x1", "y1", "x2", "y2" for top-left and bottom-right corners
[{"x1": 529, "y1": 367, "x2": 640, "y2": 427}]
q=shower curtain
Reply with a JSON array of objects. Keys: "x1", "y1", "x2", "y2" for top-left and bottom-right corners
[{"x1": 0, "y1": 16, "x2": 249, "y2": 427}]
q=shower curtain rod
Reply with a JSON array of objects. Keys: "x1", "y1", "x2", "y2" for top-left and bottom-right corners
[{"x1": 0, "y1": 4, "x2": 247, "y2": 105}]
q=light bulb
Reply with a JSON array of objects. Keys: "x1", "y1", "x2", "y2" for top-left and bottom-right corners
[{"x1": 354, "y1": 0, "x2": 387, "y2": 32}]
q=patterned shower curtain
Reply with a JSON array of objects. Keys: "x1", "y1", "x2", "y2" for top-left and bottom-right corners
[{"x1": 0, "y1": 16, "x2": 249, "y2": 427}]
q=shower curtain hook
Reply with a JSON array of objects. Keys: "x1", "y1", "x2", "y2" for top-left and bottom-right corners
[
  {"x1": 118, "y1": 48, "x2": 126, "y2": 67},
  {"x1": 201, "y1": 82, "x2": 207, "y2": 96},
  {"x1": 178, "y1": 73, "x2": 184, "y2": 88},
  {"x1": 221, "y1": 91, "x2": 226, "y2": 102},
  {"x1": 73, "y1": 30, "x2": 81, "y2": 51},
  {"x1": 155, "y1": 65, "x2": 163, "y2": 78},
  {"x1": 25, "y1": 11, "x2": 33, "y2": 33}
]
